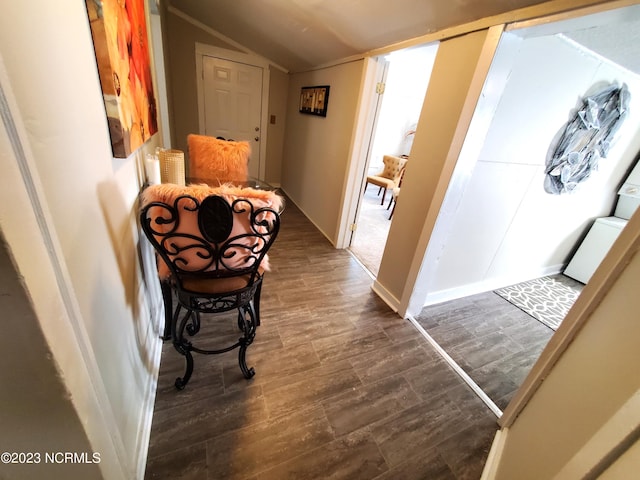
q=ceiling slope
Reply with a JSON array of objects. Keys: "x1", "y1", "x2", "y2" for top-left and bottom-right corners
[{"x1": 167, "y1": 0, "x2": 551, "y2": 71}]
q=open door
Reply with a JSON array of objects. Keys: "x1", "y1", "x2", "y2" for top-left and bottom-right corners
[
  {"x1": 347, "y1": 57, "x2": 389, "y2": 248},
  {"x1": 348, "y1": 45, "x2": 437, "y2": 275}
]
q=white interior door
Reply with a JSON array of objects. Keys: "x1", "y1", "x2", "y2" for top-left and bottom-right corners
[
  {"x1": 347, "y1": 57, "x2": 389, "y2": 248},
  {"x1": 202, "y1": 56, "x2": 263, "y2": 179}
]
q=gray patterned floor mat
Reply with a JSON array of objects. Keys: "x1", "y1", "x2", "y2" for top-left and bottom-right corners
[{"x1": 494, "y1": 276, "x2": 582, "y2": 330}]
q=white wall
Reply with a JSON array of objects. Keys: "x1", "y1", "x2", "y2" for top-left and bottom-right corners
[
  {"x1": 367, "y1": 44, "x2": 437, "y2": 174},
  {"x1": 0, "y1": 2, "x2": 164, "y2": 478},
  {"x1": 422, "y1": 33, "x2": 640, "y2": 305}
]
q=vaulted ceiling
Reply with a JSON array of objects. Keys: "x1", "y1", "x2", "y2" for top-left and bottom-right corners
[
  {"x1": 165, "y1": 0, "x2": 640, "y2": 75},
  {"x1": 166, "y1": 0, "x2": 551, "y2": 72}
]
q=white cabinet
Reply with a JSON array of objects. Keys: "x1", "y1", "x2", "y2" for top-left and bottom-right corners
[{"x1": 564, "y1": 217, "x2": 627, "y2": 284}]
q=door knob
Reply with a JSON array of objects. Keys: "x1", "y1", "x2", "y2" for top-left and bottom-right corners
[
  {"x1": 255, "y1": 126, "x2": 260, "y2": 131},
  {"x1": 254, "y1": 137, "x2": 259, "y2": 142}
]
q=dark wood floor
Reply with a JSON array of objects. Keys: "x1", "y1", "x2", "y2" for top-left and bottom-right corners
[
  {"x1": 414, "y1": 291, "x2": 553, "y2": 411},
  {"x1": 144, "y1": 199, "x2": 498, "y2": 479},
  {"x1": 351, "y1": 184, "x2": 575, "y2": 412},
  {"x1": 414, "y1": 274, "x2": 582, "y2": 411}
]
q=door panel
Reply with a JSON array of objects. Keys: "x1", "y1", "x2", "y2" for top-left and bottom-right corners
[{"x1": 202, "y1": 56, "x2": 263, "y2": 178}]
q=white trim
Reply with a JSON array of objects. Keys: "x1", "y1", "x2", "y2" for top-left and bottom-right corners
[
  {"x1": 195, "y1": 42, "x2": 271, "y2": 70},
  {"x1": 301, "y1": 54, "x2": 368, "y2": 73},
  {"x1": 422, "y1": 264, "x2": 565, "y2": 307},
  {"x1": 358, "y1": 0, "x2": 613, "y2": 63},
  {"x1": 135, "y1": 341, "x2": 163, "y2": 479},
  {"x1": 134, "y1": 289, "x2": 164, "y2": 479},
  {"x1": 168, "y1": 6, "x2": 288, "y2": 73},
  {"x1": 336, "y1": 56, "x2": 386, "y2": 249},
  {"x1": 133, "y1": 235, "x2": 167, "y2": 477},
  {"x1": 480, "y1": 429, "x2": 509, "y2": 480},
  {"x1": 406, "y1": 314, "x2": 503, "y2": 418},
  {"x1": 195, "y1": 43, "x2": 270, "y2": 180},
  {"x1": 149, "y1": 11, "x2": 171, "y2": 148},
  {"x1": 0, "y1": 58, "x2": 127, "y2": 479}
]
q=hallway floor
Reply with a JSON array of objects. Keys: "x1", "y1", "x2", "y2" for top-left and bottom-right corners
[
  {"x1": 415, "y1": 291, "x2": 554, "y2": 411},
  {"x1": 145, "y1": 199, "x2": 497, "y2": 479}
]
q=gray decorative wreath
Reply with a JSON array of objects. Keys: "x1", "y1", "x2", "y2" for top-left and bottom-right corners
[{"x1": 544, "y1": 83, "x2": 630, "y2": 195}]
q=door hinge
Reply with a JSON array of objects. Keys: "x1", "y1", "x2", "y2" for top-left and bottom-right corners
[
  {"x1": 376, "y1": 82, "x2": 385, "y2": 94},
  {"x1": 350, "y1": 223, "x2": 357, "y2": 232}
]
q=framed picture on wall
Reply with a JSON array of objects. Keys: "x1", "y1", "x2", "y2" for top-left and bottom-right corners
[
  {"x1": 85, "y1": 0, "x2": 158, "y2": 158},
  {"x1": 299, "y1": 85, "x2": 330, "y2": 117}
]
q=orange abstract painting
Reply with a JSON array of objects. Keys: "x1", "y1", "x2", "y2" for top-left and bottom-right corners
[{"x1": 86, "y1": 0, "x2": 158, "y2": 157}]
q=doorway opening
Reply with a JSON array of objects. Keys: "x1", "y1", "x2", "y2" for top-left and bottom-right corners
[
  {"x1": 410, "y1": 4, "x2": 640, "y2": 414},
  {"x1": 349, "y1": 44, "x2": 437, "y2": 276}
]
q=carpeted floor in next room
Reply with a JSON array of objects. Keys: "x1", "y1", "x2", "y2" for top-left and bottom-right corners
[
  {"x1": 349, "y1": 183, "x2": 393, "y2": 276},
  {"x1": 144, "y1": 198, "x2": 497, "y2": 480}
]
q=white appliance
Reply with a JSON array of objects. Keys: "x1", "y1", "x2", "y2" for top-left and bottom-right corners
[{"x1": 564, "y1": 159, "x2": 640, "y2": 283}]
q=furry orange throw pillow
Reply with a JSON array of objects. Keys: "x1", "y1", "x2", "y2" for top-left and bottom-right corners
[
  {"x1": 187, "y1": 134, "x2": 250, "y2": 184},
  {"x1": 141, "y1": 182, "x2": 284, "y2": 212}
]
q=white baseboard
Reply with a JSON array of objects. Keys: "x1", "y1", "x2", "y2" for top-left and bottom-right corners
[
  {"x1": 371, "y1": 279, "x2": 400, "y2": 312},
  {"x1": 423, "y1": 264, "x2": 565, "y2": 307},
  {"x1": 134, "y1": 295, "x2": 164, "y2": 479}
]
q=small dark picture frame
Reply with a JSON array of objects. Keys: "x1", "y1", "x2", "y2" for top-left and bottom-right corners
[{"x1": 299, "y1": 85, "x2": 330, "y2": 117}]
